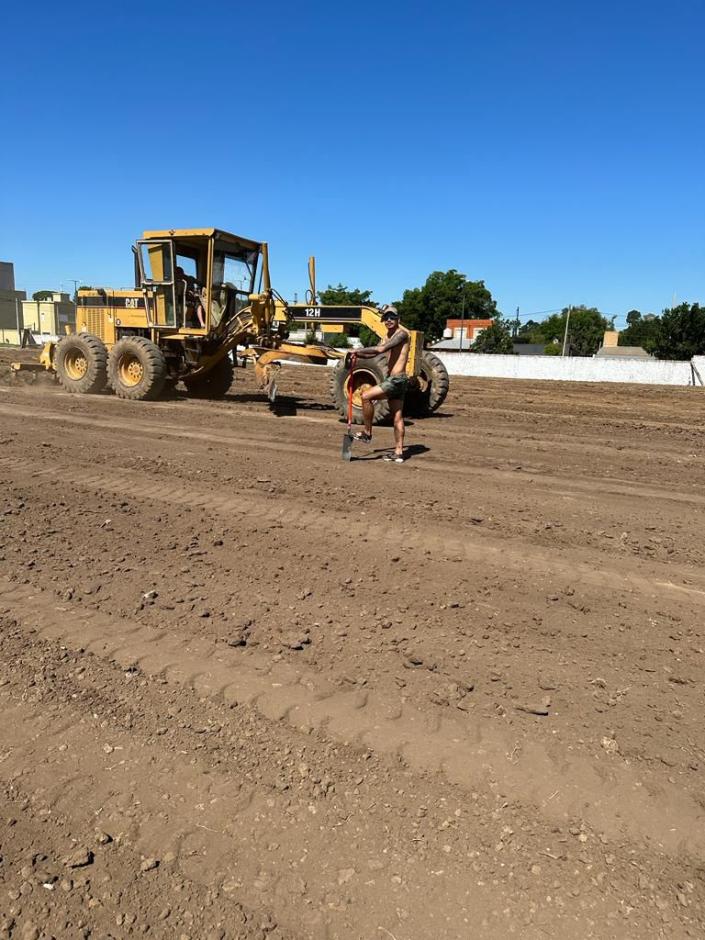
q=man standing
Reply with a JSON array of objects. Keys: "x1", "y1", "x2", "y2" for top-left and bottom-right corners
[{"x1": 352, "y1": 305, "x2": 410, "y2": 463}]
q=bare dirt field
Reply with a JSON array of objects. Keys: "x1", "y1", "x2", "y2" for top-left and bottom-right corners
[{"x1": 1, "y1": 348, "x2": 705, "y2": 939}]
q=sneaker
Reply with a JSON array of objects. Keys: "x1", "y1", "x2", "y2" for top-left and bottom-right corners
[
  {"x1": 383, "y1": 452, "x2": 405, "y2": 463},
  {"x1": 352, "y1": 431, "x2": 372, "y2": 442}
]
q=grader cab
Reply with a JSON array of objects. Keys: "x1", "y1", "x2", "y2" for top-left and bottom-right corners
[
  {"x1": 12, "y1": 226, "x2": 449, "y2": 421},
  {"x1": 67, "y1": 228, "x2": 277, "y2": 400}
]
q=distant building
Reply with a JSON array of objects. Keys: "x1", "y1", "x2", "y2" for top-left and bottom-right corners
[
  {"x1": 0, "y1": 262, "x2": 27, "y2": 345},
  {"x1": 595, "y1": 329, "x2": 652, "y2": 359},
  {"x1": 595, "y1": 345, "x2": 653, "y2": 359},
  {"x1": 432, "y1": 317, "x2": 493, "y2": 350},
  {"x1": 0, "y1": 262, "x2": 17, "y2": 292},
  {"x1": 513, "y1": 343, "x2": 549, "y2": 356},
  {"x1": 22, "y1": 292, "x2": 76, "y2": 338}
]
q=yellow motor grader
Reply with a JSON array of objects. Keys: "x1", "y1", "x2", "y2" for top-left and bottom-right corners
[{"x1": 13, "y1": 227, "x2": 449, "y2": 423}]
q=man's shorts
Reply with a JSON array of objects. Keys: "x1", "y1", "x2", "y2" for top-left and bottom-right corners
[{"x1": 380, "y1": 374, "x2": 409, "y2": 400}]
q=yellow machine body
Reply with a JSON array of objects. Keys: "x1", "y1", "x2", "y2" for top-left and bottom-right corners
[
  {"x1": 11, "y1": 227, "x2": 438, "y2": 416},
  {"x1": 75, "y1": 290, "x2": 144, "y2": 345}
]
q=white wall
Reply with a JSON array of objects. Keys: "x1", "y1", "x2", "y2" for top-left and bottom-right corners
[
  {"x1": 286, "y1": 352, "x2": 705, "y2": 388},
  {"x1": 434, "y1": 352, "x2": 705, "y2": 387}
]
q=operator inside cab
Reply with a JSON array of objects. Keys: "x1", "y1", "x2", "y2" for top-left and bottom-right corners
[{"x1": 175, "y1": 266, "x2": 206, "y2": 329}]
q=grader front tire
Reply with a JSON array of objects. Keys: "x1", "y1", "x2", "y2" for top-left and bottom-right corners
[
  {"x1": 108, "y1": 336, "x2": 167, "y2": 401},
  {"x1": 54, "y1": 333, "x2": 108, "y2": 395},
  {"x1": 330, "y1": 355, "x2": 390, "y2": 425},
  {"x1": 422, "y1": 351, "x2": 450, "y2": 411},
  {"x1": 405, "y1": 351, "x2": 450, "y2": 416}
]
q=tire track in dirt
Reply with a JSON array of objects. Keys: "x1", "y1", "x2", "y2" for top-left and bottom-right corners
[
  {"x1": 0, "y1": 779, "x2": 279, "y2": 940},
  {"x1": 21, "y1": 385, "x2": 695, "y2": 468},
  {"x1": 5, "y1": 359, "x2": 705, "y2": 937},
  {"x1": 0, "y1": 402, "x2": 328, "y2": 460},
  {"x1": 5, "y1": 371, "x2": 702, "y2": 434},
  {"x1": 443, "y1": 398, "x2": 705, "y2": 435},
  {"x1": 2, "y1": 454, "x2": 704, "y2": 607},
  {"x1": 0, "y1": 696, "x2": 485, "y2": 940},
  {"x1": 2, "y1": 577, "x2": 703, "y2": 857},
  {"x1": 2, "y1": 399, "x2": 704, "y2": 510}
]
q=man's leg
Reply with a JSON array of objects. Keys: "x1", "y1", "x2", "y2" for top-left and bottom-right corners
[
  {"x1": 390, "y1": 398, "x2": 405, "y2": 456},
  {"x1": 360, "y1": 386, "x2": 386, "y2": 438}
]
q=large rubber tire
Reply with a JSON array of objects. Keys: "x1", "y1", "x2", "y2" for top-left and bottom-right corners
[
  {"x1": 54, "y1": 333, "x2": 108, "y2": 395},
  {"x1": 183, "y1": 355, "x2": 234, "y2": 398},
  {"x1": 423, "y1": 351, "x2": 450, "y2": 411},
  {"x1": 330, "y1": 355, "x2": 390, "y2": 425},
  {"x1": 108, "y1": 336, "x2": 167, "y2": 401},
  {"x1": 405, "y1": 350, "x2": 450, "y2": 416}
]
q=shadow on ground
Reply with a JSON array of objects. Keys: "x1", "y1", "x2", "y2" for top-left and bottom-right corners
[{"x1": 353, "y1": 443, "x2": 430, "y2": 462}]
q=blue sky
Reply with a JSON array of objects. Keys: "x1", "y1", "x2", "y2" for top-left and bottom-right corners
[{"x1": 2, "y1": 0, "x2": 703, "y2": 327}]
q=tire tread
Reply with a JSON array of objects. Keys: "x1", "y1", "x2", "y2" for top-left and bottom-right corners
[
  {"x1": 108, "y1": 336, "x2": 167, "y2": 401},
  {"x1": 55, "y1": 333, "x2": 108, "y2": 395}
]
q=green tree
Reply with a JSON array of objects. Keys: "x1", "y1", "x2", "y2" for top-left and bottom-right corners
[
  {"x1": 536, "y1": 306, "x2": 612, "y2": 357},
  {"x1": 618, "y1": 310, "x2": 660, "y2": 352},
  {"x1": 318, "y1": 284, "x2": 378, "y2": 346},
  {"x1": 652, "y1": 302, "x2": 705, "y2": 360},
  {"x1": 32, "y1": 290, "x2": 54, "y2": 301},
  {"x1": 470, "y1": 317, "x2": 515, "y2": 354},
  {"x1": 323, "y1": 332, "x2": 350, "y2": 348},
  {"x1": 356, "y1": 325, "x2": 378, "y2": 347},
  {"x1": 318, "y1": 283, "x2": 376, "y2": 308},
  {"x1": 395, "y1": 270, "x2": 498, "y2": 345},
  {"x1": 514, "y1": 319, "x2": 543, "y2": 344},
  {"x1": 543, "y1": 342, "x2": 562, "y2": 356}
]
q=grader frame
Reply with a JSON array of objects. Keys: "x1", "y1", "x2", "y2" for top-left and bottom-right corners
[{"x1": 12, "y1": 227, "x2": 448, "y2": 420}]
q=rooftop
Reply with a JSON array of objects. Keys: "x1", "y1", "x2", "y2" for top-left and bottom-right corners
[
  {"x1": 431, "y1": 336, "x2": 477, "y2": 351},
  {"x1": 595, "y1": 346, "x2": 653, "y2": 359}
]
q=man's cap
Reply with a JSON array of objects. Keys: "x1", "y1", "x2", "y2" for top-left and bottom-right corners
[{"x1": 381, "y1": 304, "x2": 399, "y2": 319}]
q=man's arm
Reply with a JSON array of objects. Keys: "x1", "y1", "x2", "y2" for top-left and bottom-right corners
[{"x1": 355, "y1": 330, "x2": 408, "y2": 359}]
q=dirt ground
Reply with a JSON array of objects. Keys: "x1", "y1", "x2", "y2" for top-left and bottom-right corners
[{"x1": 1, "y1": 348, "x2": 705, "y2": 939}]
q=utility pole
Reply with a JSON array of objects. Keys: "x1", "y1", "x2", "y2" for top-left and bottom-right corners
[
  {"x1": 459, "y1": 292, "x2": 466, "y2": 351},
  {"x1": 513, "y1": 306, "x2": 520, "y2": 338},
  {"x1": 561, "y1": 305, "x2": 572, "y2": 357}
]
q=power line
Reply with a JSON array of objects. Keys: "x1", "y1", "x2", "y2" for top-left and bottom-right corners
[{"x1": 512, "y1": 307, "x2": 563, "y2": 321}]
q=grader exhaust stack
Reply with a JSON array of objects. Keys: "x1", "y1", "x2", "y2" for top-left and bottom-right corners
[
  {"x1": 307, "y1": 256, "x2": 317, "y2": 304},
  {"x1": 261, "y1": 242, "x2": 271, "y2": 293}
]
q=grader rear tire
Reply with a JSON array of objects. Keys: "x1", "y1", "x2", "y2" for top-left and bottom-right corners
[
  {"x1": 330, "y1": 355, "x2": 390, "y2": 425},
  {"x1": 54, "y1": 333, "x2": 108, "y2": 395},
  {"x1": 108, "y1": 336, "x2": 167, "y2": 401},
  {"x1": 184, "y1": 355, "x2": 234, "y2": 398}
]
